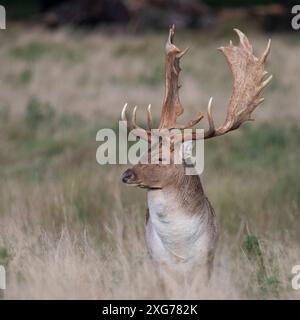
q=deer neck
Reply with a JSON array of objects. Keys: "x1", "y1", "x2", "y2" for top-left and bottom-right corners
[
  {"x1": 148, "y1": 174, "x2": 205, "y2": 215},
  {"x1": 146, "y1": 175, "x2": 214, "y2": 263}
]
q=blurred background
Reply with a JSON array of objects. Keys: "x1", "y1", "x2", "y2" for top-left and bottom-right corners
[
  {"x1": 1, "y1": 0, "x2": 297, "y2": 32},
  {"x1": 0, "y1": 0, "x2": 300, "y2": 299}
]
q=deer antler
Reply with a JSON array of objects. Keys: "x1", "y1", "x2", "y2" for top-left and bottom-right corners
[
  {"x1": 121, "y1": 103, "x2": 153, "y2": 140},
  {"x1": 120, "y1": 25, "x2": 204, "y2": 141},
  {"x1": 120, "y1": 28, "x2": 272, "y2": 143},
  {"x1": 203, "y1": 29, "x2": 272, "y2": 139},
  {"x1": 159, "y1": 25, "x2": 204, "y2": 130}
]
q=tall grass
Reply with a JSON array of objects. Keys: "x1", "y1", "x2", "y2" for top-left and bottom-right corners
[
  {"x1": 0, "y1": 25, "x2": 299, "y2": 299},
  {"x1": 0, "y1": 100, "x2": 299, "y2": 299}
]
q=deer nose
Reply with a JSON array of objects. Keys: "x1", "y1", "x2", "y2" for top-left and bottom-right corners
[{"x1": 122, "y1": 169, "x2": 135, "y2": 183}]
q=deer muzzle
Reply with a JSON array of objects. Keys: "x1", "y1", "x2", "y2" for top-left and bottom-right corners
[{"x1": 121, "y1": 169, "x2": 137, "y2": 184}]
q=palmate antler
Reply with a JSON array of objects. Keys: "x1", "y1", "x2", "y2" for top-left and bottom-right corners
[
  {"x1": 203, "y1": 29, "x2": 272, "y2": 139},
  {"x1": 121, "y1": 26, "x2": 272, "y2": 142},
  {"x1": 159, "y1": 25, "x2": 204, "y2": 130},
  {"x1": 121, "y1": 25, "x2": 204, "y2": 141}
]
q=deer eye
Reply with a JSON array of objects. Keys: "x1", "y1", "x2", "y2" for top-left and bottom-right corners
[{"x1": 158, "y1": 157, "x2": 167, "y2": 164}]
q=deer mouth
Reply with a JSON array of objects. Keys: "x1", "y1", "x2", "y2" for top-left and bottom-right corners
[
  {"x1": 121, "y1": 171, "x2": 162, "y2": 189},
  {"x1": 121, "y1": 169, "x2": 139, "y2": 186},
  {"x1": 126, "y1": 183, "x2": 140, "y2": 187},
  {"x1": 123, "y1": 181, "x2": 161, "y2": 190}
]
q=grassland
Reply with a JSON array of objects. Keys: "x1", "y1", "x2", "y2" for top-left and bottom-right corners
[{"x1": 0, "y1": 24, "x2": 300, "y2": 299}]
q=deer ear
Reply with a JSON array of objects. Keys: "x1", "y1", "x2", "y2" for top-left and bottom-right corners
[{"x1": 180, "y1": 141, "x2": 193, "y2": 160}]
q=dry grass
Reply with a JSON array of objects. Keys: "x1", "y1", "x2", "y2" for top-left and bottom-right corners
[{"x1": 0, "y1": 24, "x2": 300, "y2": 299}]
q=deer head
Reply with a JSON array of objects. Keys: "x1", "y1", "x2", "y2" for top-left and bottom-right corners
[{"x1": 121, "y1": 26, "x2": 272, "y2": 189}]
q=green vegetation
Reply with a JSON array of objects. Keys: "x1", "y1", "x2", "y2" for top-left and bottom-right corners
[
  {"x1": 242, "y1": 234, "x2": 281, "y2": 298},
  {"x1": 1, "y1": 107, "x2": 299, "y2": 299},
  {"x1": 0, "y1": 26, "x2": 299, "y2": 299},
  {"x1": 0, "y1": 246, "x2": 10, "y2": 266},
  {"x1": 10, "y1": 42, "x2": 83, "y2": 62}
]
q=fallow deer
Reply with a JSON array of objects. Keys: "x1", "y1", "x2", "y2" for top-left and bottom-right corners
[{"x1": 121, "y1": 26, "x2": 272, "y2": 284}]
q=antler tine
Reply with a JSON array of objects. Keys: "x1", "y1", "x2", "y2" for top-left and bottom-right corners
[
  {"x1": 147, "y1": 104, "x2": 153, "y2": 130},
  {"x1": 131, "y1": 106, "x2": 138, "y2": 129},
  {"x1": 172, "y1": 97, "x2": 214, "y2": 143},
  {"x1": 204, "y1": 97, "x2": 215, "y2": 138},
  {"x1": 174, "y1": 112, "x2": 204, "y2": 130},
  {"x1": 121, "y1": 103, "x2": 129, "y2": 122},
  {"x1": 176, "y1": 47, "x2": 189, "y2": 59},
  {"x1": 120, "y1": 103, "x2": 151, "y2": 141},
  {"x1": 262, "y1": 74, "x2": 273, "y2": 88},
  {"x1": 233, "y1": 28, "x2": 253, "y2": 53},
  {"x1": 169, "y1": 24, "x2": 176, "y2": 43},
  {"x1": 172, "y1": 97, "x2": 213, "y2": 141},
  {"x1": 260, "y1": 39, "x2": 271, "y2": 63}
]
